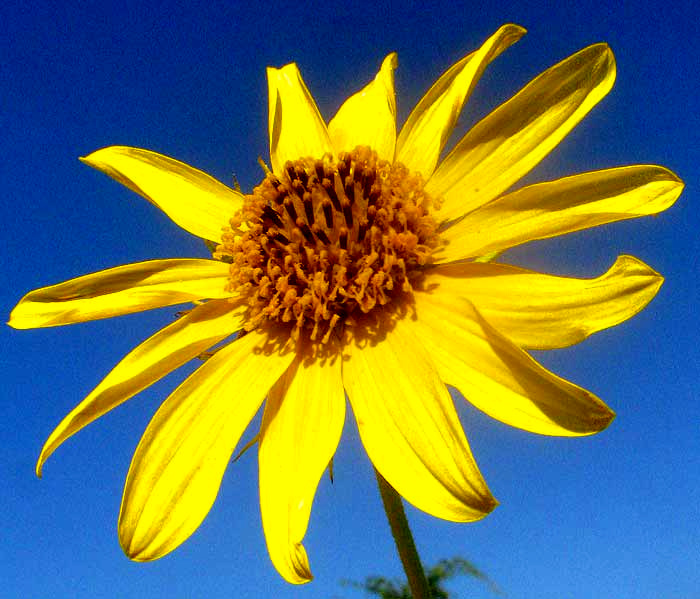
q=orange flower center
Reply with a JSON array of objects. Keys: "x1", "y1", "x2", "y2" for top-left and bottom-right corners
[{"x1": 216, "y1": 146, "x2": 441, "y2": 343}]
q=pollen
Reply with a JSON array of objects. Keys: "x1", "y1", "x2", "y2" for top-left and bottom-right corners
[{"x1": 215, "y1": 146, "x2": 442, "y2": 343}]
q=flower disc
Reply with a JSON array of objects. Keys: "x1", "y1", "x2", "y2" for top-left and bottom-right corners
[{"x1": 217, "y1": 146, "x2": 442, "y2": 342}]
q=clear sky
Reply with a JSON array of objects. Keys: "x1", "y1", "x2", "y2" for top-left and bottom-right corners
[{"x1": 2, "y1": 1, "x2": 698, "y2": 598}]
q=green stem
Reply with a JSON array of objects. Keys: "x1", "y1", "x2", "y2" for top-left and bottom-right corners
[{"x1": 375, "y1": 468, "x2": 431, "y2": 599}]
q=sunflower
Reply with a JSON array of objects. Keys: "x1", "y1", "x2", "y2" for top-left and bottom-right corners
[{"x1": 9, "y1": 24, "x2": 682, "y2": 584}]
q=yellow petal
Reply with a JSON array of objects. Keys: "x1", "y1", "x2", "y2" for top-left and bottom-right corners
[
  {"x1": 36, "y1": 299, "x2": 246, "y2": 476},
  {"x1": 412, "y1": 293, "x2": 615, "y2": 436},
  {"x1": 437, "y1": 165, "x2": 683, "y2": 262},
  {"x1": 328, "y1": 53, "x2": 398, "y2": 161},
  {"x1": 81, "y1": 146, "x2": 243, "y2": 243},
  {"x1": 427, "y1": 43, "x2": 616, "y2": 223},
  {"x1": 9, "y1": 259, "x2": 233, "y2": 329},
  {"x1": 422, "y1": 255, "x2": 664, "y2": 350},
  {"x1": 259, "y1": 337, "x2": 345, "y2": 584},
  {"x1": 267, "y1": 63, "x2": 334, "y2": 174},
  {"x1": 119, "y1": 326, "x2": 295, "y2": 561},
  {"x1": 343, "y1": 309, "x2": 496, "y2": 522},
  {"x1": 396, "y1": 24, "x2": 526, "y2": 178}
]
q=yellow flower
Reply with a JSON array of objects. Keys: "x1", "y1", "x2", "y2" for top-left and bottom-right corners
[{"x1": 9, "y1": 24, "x2": 682, "y2": 584}]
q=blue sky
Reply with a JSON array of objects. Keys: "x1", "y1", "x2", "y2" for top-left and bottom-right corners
[{"x1": 2, "y1": 1, "x2": 698, "y2": 598}]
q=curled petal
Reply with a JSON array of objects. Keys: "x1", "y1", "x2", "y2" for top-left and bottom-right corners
[
  {"x1": 81, "y1": 146, "x2": 243, "y2": 243},
  {"x1": 412, "y1": 293, "x2": 615, "y2": 436},
  {"x1": 9, "y1": 259, "x2": 233, "y2": 329},
  {"x1": 259, "y1": 337, "x2": 345, "y2": 584},
  {"x1": 267, "y1": 63, "x2": 334, "y2": 174},
  {"x1": 437, "y1": 165, "x2": 683, "y2": 262},
  {"x1": 36, "y1": 299, "x2": 246, "y2": 476},
  {"x1": 422, "y1": 255, "x2": 664, "y2": 349},
  {"x1": 396, "y1": 24, "x2": 525, "y2": 178},
  {"x1": 344, "y1": 310, "x2": 496, "y2": 522},
  {"x1": 328, "y1": 53, "x2": 398, "y2": 161},
  {"x1": 428, "y1": 43, "x2": 616, "y2": 223},
  {"x1": 119, "y1": 326, "x2": 295, "y2": 561}
]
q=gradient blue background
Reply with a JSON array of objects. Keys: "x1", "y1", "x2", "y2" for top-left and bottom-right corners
[{"x1": 3, "y1": 2, "x2": 698, "y2": 598}]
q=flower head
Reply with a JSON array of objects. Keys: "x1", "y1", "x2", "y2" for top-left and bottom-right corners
[{"x1": 9, "y1": 24, "x2": 682, "y2": 584}]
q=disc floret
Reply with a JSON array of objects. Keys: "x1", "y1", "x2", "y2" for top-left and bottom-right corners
[{"x1": 216, "y1": 146, "x2": 442, "y2": 342}]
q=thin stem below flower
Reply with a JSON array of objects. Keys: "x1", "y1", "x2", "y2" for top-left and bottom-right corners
[{"x1": 374, "y1": 468, "x2": 431, "y2": 599}]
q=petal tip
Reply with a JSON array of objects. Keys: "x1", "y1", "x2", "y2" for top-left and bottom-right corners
[
  {"x1": 592, "y1": 41, "x2": 614, "y2": 57},
  {"x1": 272, "y1": 542, "x2": 314, "y2": 584},
  {"x1": 79, "y1": 145, "x2": 126, "y2": 165},
  {"x1": 121, "y1": 545, "x2": 147, "y2": 563},
  {"x1": 35, "y1": 450, "x2": 48, "y2": 478},
  {"x1": 79, "y1": 149, "x2": 101, "y2": 164},
  {"x1": 586, "y1": 43, "x2": 616, "y2": 85},
  {"x1": 643, "y1": 165, "x2": 684, "y2": 210},
  {"x1": 481, "y1": 493, "x2": 499, "y2": 515},
  {"x1": 36, "y1": 438, "x2": 57, "y2": 478},
  {"x1": 8, "y1": 302, "x2": 36, "y2": 330},
  {"x1": 384, "y1": 51, "x2": 398, "y2": 70},
  {"x1": 601, "y1": 43, "x2": 616, "y2": 69},
  {"x1": 660, "y1": 167, "x2": 685, "y2": 193},
  {"x1": 670, "y1": 171, "x2": 684, "y2": 186},
  {"x1": 500, "y1": 23, "x2": 527, "y2": 38},
  {"x1": 600, "y1": 407, "x2": 616, "y2": 431},
  {"x1": 457, "y1": 490, "x2": 498, "y2": 523},
  {"x1": 267, "y1": 62, "x2": 299, "y2": 80},
  {"x1": 618, "y1": 254, "x2": 664, "y2": 279},
  {"x1": 118, "y1": 524, "x2": 151, "y2": 563},
  {"x1": 588, "y1": 398, "x2": 616, "y2": 434},
  {"x1": 290, "y1": 560, "x2": 314, "y2": 585}
]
